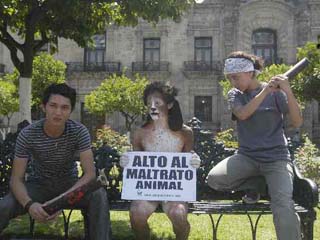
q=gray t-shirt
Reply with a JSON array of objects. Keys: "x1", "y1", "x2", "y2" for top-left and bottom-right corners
[
  {"x1": 228, "y1": 83, "x2": 291, "y2": 162},
  {"x1": 15, "y1": 119, "x2": 91, "y2": 182}
]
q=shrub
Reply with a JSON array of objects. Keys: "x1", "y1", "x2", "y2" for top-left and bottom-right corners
[
  {"x1": 294, "y1": 135, "x2": 320, "y2": 185},
  {"x1": 93, "y1": 125, "x2": 132, "y2": 154},
  {"x1": 214, "y1": 128, "x2": 238, "y2": 149}
]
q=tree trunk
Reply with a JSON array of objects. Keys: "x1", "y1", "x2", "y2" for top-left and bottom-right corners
[
  {"x1": 6, "y1": 114, "x2": 13, "y2": 128},
  {"x1": 19, "y1": 77, "x2": 32, "y2": 123}
]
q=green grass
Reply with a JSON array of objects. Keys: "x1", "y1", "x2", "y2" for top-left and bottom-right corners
[{"x1": 2, "y1": 208, "x2": 320, "y2": 239}]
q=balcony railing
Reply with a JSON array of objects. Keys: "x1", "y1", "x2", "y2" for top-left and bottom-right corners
[
  {"x1": 0, "y1": 63, "x2": 5, "y2": 73},
  {"x1": 183, "y1": 61, "x2": 222, "y2": 72},
  {"x1": 66, "y1": 62, "x2": 121, "y2": 73},
  {"x1": 132, "y1": 61, "x2": 170, "y2": 72}
]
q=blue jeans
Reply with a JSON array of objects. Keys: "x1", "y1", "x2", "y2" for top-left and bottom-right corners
[
  {"x1": 207, "y1": 154, "x2": 301, "y2": 240},
  {"x1": 0, "y1": 178, "x2": 111, "y2": 240}
]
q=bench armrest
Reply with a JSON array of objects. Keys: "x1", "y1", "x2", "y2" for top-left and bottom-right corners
[{"x1": 292, "y1": 164, "x2": 319, "y2": 209}]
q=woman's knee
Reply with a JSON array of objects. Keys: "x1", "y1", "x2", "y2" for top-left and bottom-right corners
[
  {"x1": 130, "y1": 201, "x2": 155, "y2": 224},
  {"x1": 130, "y1": 210, "x2": 149, "y2": 228},
  {"x1": 166, "y1": 204, "x2": 188, "y2": 223}
]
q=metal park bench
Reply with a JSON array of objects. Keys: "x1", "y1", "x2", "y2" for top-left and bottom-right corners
[{"x1": 0, "y1": 120, "x2": 318, "y2": 239}]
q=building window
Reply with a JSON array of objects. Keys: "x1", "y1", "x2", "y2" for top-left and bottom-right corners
[
  {"x1": 252, "y1": 29, "x2": 277, "y2": 65},
  {"x1": 143, "y1": 38, "x2": 160, "y2": 63},
  {"x1": 84, "y1": 34, "x2": 106, "y2": 70},
  {"x1": 195, "y1": 37, "x2": 212, "y2": 63},
  {"x1": 141, "y1": 38, "x2": 161, "y2": 71},
  {"x1": 194, "y1": 96, "x2": 212, "y2": 122}
]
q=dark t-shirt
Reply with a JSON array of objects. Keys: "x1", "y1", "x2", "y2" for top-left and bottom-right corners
[
  {"x1": 228, "y1": 83, "x2": 291, "y2": 162},
  {"x1": 15, "y1": 119, "x2": 91, "y2": 182}
]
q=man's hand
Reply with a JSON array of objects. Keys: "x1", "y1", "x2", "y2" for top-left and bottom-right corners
[
  {"x1": 263, "y1": 78, "x2": 279, "y2": 93},
  {"x1": 262, "y1": 75, "x2": 291, "y2": 95},
  {"x1": 270, "y1": 75, "x2": 291, "y2": 93},
  {"x1": 190, "y1": 151, "x2": 201, "y2": 168},
  {"x1": 120, "y1": 153, "x2": 130, "y2": 168},
  {"x1": 28, "y1": 202, "x2": 61, "y2": 222},
  {"x1": 45, "y1": 210, "x2": 62, "y2": 221},
  {"x1": 28, "y1": 202, "x2": 50, "y2": 222}
]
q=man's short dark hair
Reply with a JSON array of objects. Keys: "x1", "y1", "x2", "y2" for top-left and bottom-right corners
[
  {"x1": 143, "y1": 81, "x2": 183, "y2": 131},
  {"x1": 42, "y1": 83, "x2": 76, "y2": 111}
]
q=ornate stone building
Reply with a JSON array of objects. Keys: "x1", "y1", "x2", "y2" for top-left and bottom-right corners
[{"x1": 1, "y1": 0, "x2": 320, "y2": 143}]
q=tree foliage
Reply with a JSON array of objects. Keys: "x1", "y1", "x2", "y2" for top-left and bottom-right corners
[
  {"x1": 3, "y1": 53, "x2": 66, "y2": 107},
  {"x1": 294, "y1": 135, "x2": 320, "y2": 185},
  {"x1": 214, "y1": 128, "x2": 238, "y2": 149},
  {"x1": 292, "y1": 42, "x2": 320, "y2": 102},
  {"x1": 85, "y1": 74, "x2": 148, "y2": 131},
  {"x1": 257, "y1": 64, "x2": 291, "y2": 82},
  {"x1": 31, "y1": 53, "x2": 66, "y2": 107},
  {"x1": 94, "y1": 125, "x2": 131, "y2": 153},
  {"x1": 0, "y1": 80, "x2": 19, "y2": 126}
]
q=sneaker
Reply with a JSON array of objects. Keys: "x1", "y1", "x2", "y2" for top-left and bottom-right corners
[{"x1": 242, "y1": 191, "x2": 260, "y2": 204}]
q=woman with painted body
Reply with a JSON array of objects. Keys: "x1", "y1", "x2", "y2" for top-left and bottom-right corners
[
  {"x1": 207, "y1": 51, "x2": 303, "y2": 240},
  {"x1": 120, "y1": 82, "x2": 200, "y2": 240}
]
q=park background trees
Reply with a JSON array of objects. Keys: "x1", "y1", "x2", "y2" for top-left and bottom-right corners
[
  {"x1": 0, "y1": 53, "x2": 66, "y2": 126},
  {"x1": 84, "y1": 74, "x2": 148, "y2": 132},
  {"x1": 0, "y1": 0, "x2": 194, "y2": 122},
  {"x1": 0, "y1": 79, "x2": 18, "y2": 128}
]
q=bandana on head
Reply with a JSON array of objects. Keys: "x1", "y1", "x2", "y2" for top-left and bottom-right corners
[{"x1": 224, "y1": 57, "x2": 255, "y2": 74}]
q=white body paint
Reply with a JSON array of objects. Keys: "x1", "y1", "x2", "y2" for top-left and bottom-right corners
[
  {"x1": 129, "y1": 88, "x2": 190, "y2": 240},
  {"x1": 142, "y1": 128, "x2": 183, "y2": 152},
  {"x1": 148, "y1": 96, "x2": 163, "y2": 121}
]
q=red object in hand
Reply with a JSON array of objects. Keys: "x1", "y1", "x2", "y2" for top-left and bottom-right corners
[{"x1": 43, "y1": 170, "x2": 108, "y2": 215}]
